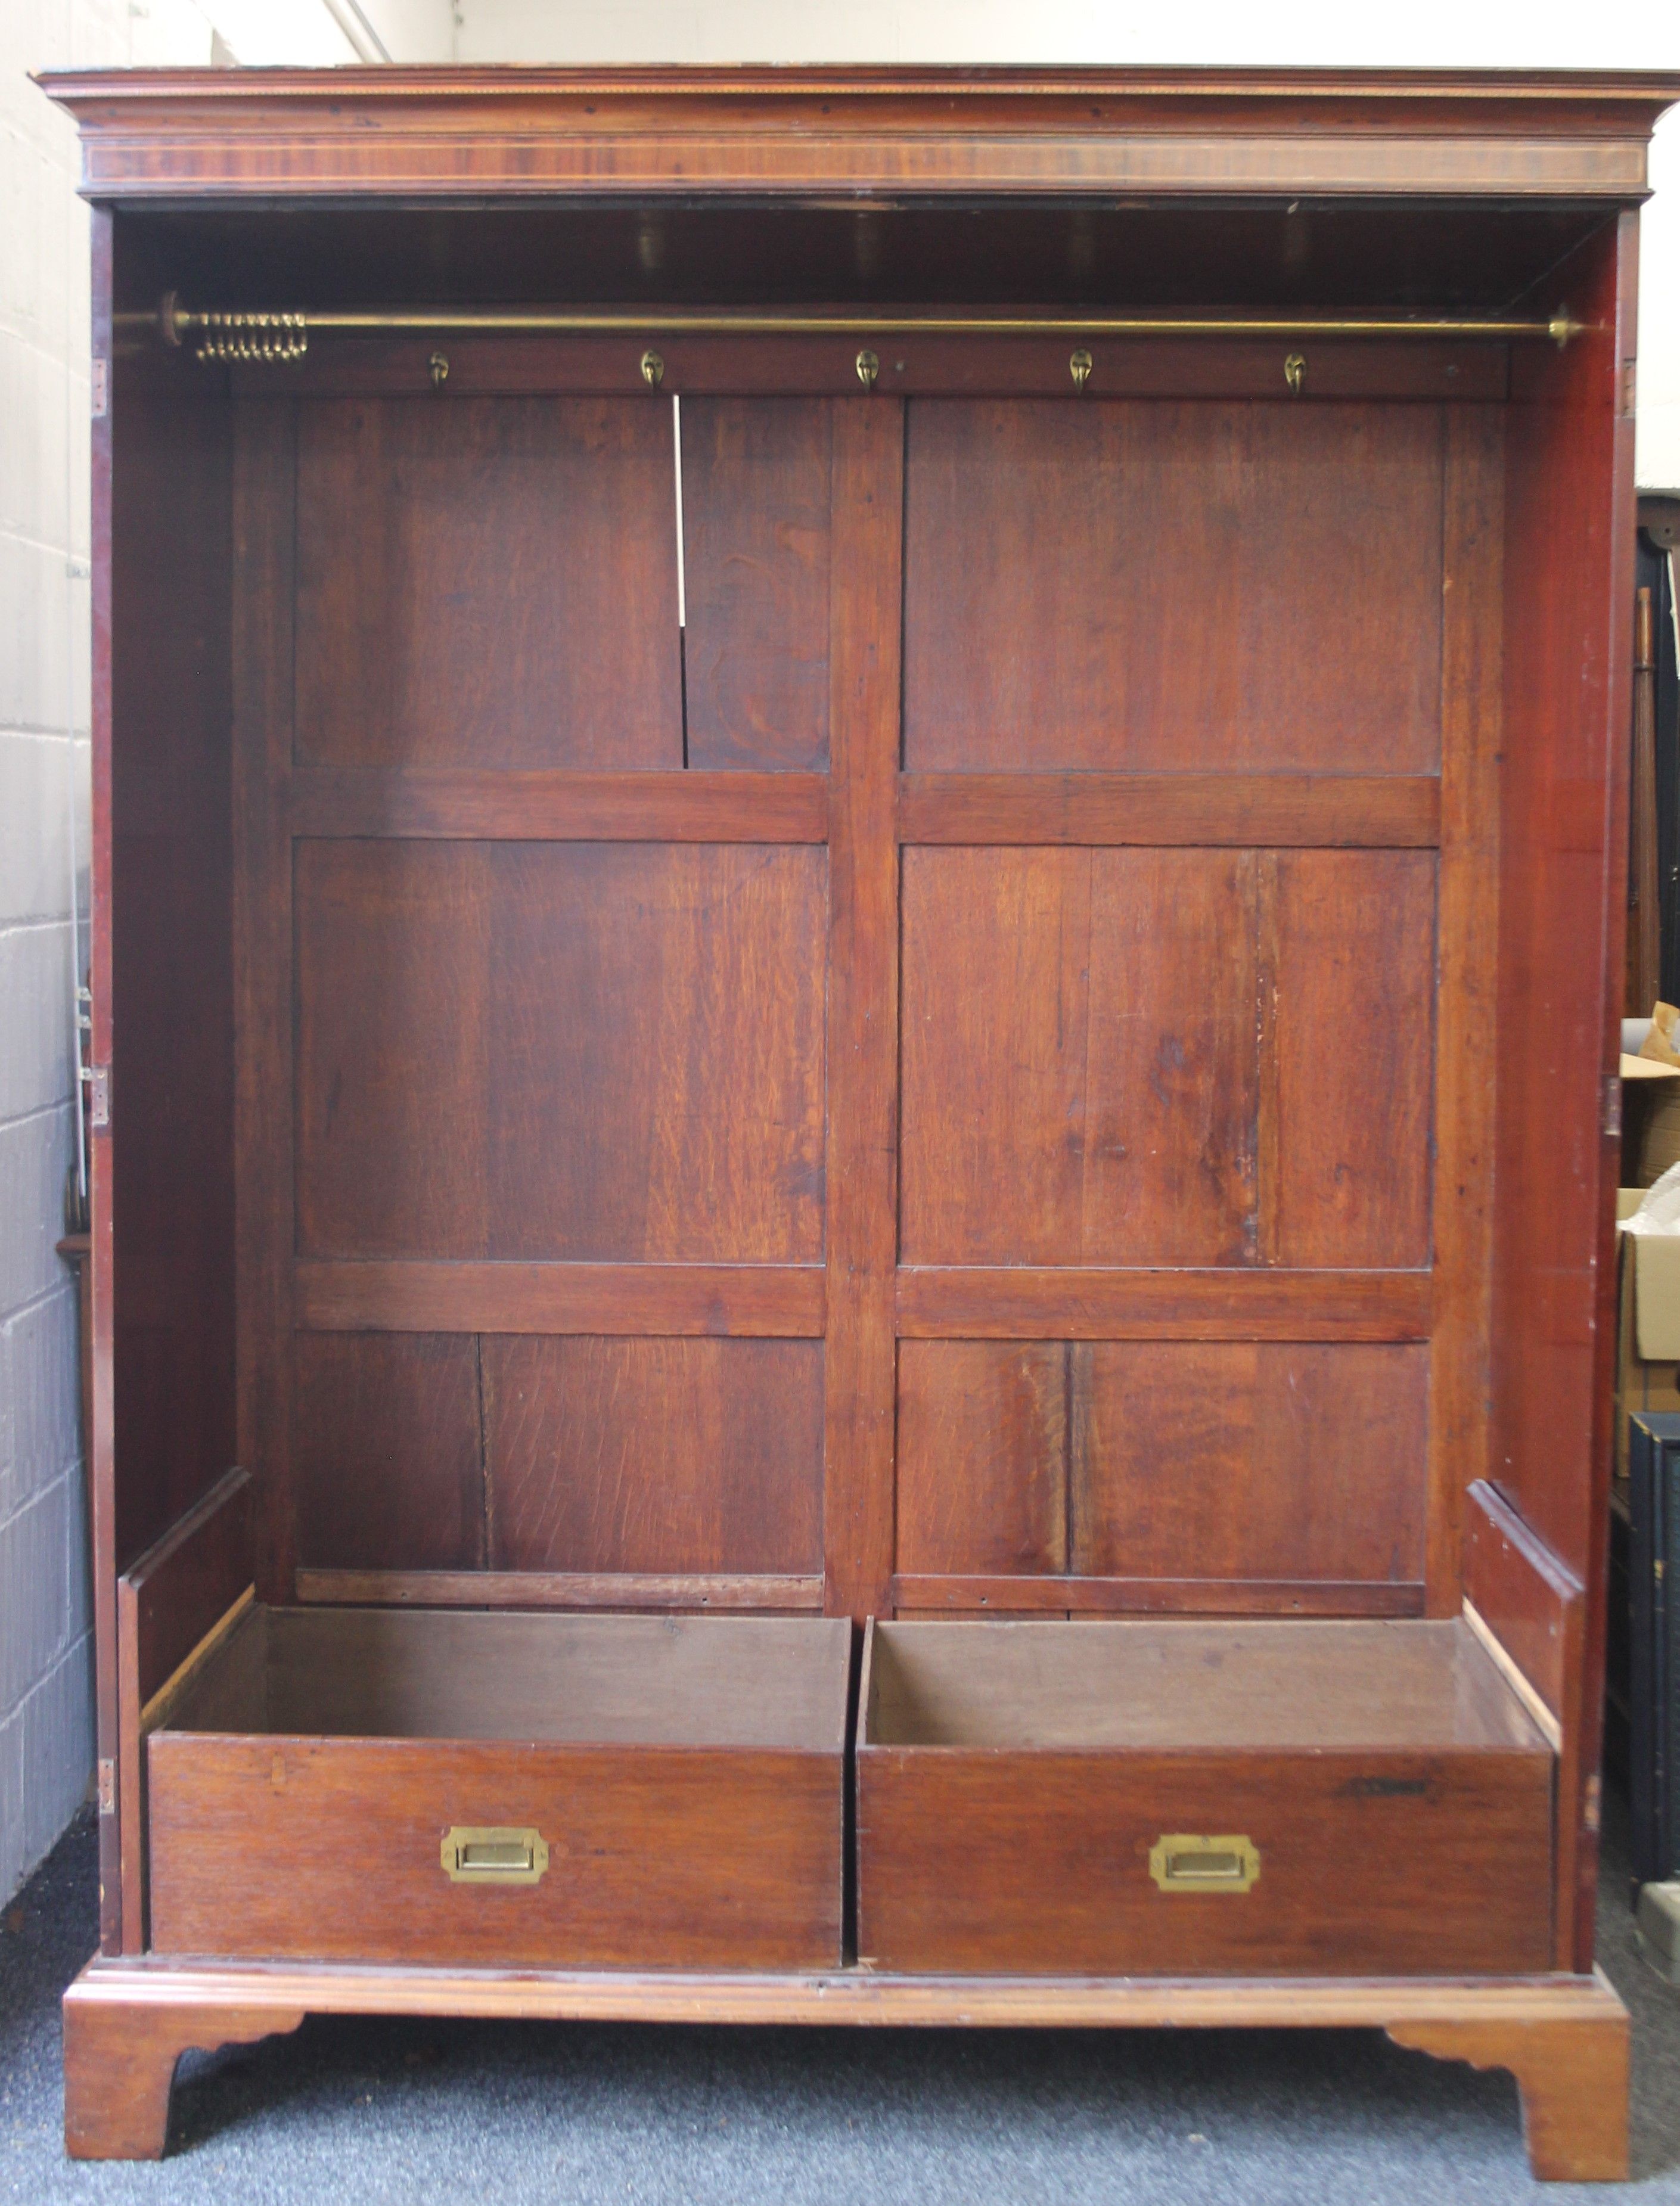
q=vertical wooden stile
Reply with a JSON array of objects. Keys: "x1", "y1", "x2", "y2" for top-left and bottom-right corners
[
  {"x1": 86, "y1": 208, "x2": 120, "y2": 1953},
  {"x1": 823, "y1": 399, "x2": 903, "y2": 1620},
  {"x1": 1498, "y1": 213, "x2": 1639, "y2": 1972},
  {"x1": 1253, "y1": 851, "x2": 1281, "y2": 1268},
  {"x1": 1428, "y1": 404, "x2": 1504, "y2": 1614},
  {"x1": 115, "y1": 1580, "x2": 144, "y2": 1949},
  {"x1": 232, "y1": 406, "x2": 299, "y2": 1608},
  {"x1": 1573, "y1": 209, "x2": 1645, "y2": 1970}
]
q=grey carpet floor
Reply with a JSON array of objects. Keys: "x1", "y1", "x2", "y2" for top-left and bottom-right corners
[{"x1": 5, "y1": 1793, "x2": 1680, "y2": 2203}]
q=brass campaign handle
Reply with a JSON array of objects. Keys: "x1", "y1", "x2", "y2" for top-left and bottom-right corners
[
  {"x1": 440, "y1": 1826, "x2": 549, "y2": 1885},
  {"x1": 1148, "y1": 1834, "x2": 1261, "y2": 1893}
]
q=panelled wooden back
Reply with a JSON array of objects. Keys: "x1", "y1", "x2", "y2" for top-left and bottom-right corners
[{"x1": 232, "y1": 353, "x2": 1500, "y2": 1624}]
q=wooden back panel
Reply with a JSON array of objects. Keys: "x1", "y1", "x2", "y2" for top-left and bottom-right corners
[
  {"x1": 239, "y1": 390, "x2": 839, "y2": 1608},
  {"x1": 903, "y1": 400, "x2": 1445, "y2": 774},
  {"x1": 229, "y1": 359, "x2": 1497, "y2": 1631},
  {"x1": 891, "y1": 389, "x2": 1494, "y2": 1624}
]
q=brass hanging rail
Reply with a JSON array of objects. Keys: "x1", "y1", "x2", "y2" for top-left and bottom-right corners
[{"x1": 131, "y1": 291, "x2": 1581, "y2": 365}]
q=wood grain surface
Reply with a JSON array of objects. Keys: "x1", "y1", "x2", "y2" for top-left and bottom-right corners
[
  {"x1": 858, "y1": 1745, "x2": 1552, "y2": 1976},
  {"x1": 148, "y1": 1610, "x2": 849, "y2": 1969},
  {"x1": 482, "y1": 1336, "x2": 822, "y2": 1574},
  {"x1": 821, "y1": 399, "x2": 902, "y2": 1620},
  {"x1": 59, "y1": 1946, "x2": 1629, "y2": 2176},
  {"x1": 294, "y1": 397, "x2": 682, "y2": 769},
  {"x1": 903, "y1": 400, "x2": 1445, "y2": 773},
  {"x1": 681, "y1": 397, "x2": 832, "y2": 770},
  {"x1": 858, "y1": 1617, "x2": 1552, "y2": 1976},
  {"x1": 55, "y1": 70, "x2": 1660, "y2": 2047},
  {"x1": 294, "y1": 840, "x2": 827, "y2": 1262},
  {"x1": 1425, "y1": 402, "x2": 1504, "y2": 1611},
  {"x1": 896, "y1": 772, "x2": 1441, "y2": 849},
  {"x1": 293, "y1": 1335, "x2": 484, "y2": 1571},
  {"x1": 1463, "y1": 1478, "x2": 1582, "y2": 1725},
  {"x1": 900, "y1": 845, "x2": 1433, "y2": 1269},
  {"x1": 231, "y1": 401, "x2": 298, "y2": 1612},
  {"x1": 1496, "y1": 219, "x2": 1636, "y2": 1970},
  {"x1": 118, "y1": 1468, "x2": 253, "y2": 1709},
  {"x1": 895, "y1": 1266, "x2": 1430, "y2": 1339},
  {"x1": 896, "y1": 1341, "x2": 1426, "y2": 1589},
  {"x1": 149, "y1": 1734, "x2": 843, "y2": 1969},
  {"x1": 44, "y1": 67, "x2": 1676, "y2": 204},
  {"x1": 108, "y1": 378, "x2": 235, "y2": 1574}
]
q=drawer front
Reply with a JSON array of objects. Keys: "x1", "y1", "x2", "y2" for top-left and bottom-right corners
[
  {"x1": 858, "y1": 1748, "x2": 1553, "y2": 1976},
  {"x1": 148, "y1": 1735, "x2": 841, "y2": 1968}
]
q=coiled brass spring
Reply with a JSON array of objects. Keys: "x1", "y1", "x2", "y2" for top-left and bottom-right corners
[{"x1": 194, "y1": 311, "x2": 308, "y2": 364}]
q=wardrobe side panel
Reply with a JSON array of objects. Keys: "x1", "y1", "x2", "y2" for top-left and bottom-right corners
[
  {"x1": 1496, "y1": 215, "x2": 1638, "y2": 1970},
  {"x1": 110, "y1": 373, "x2": 235, "y2": 1570}
]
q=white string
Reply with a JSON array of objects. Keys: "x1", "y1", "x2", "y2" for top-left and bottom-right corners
[{"x1": 672, "y1": 392, "x2": 686, "y2": 630}]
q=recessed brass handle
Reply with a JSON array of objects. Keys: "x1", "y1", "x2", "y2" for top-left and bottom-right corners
[
  {"x1": 1284, "y1": 351, "x2": 1306, "y2": 396},
  {"x1": 1148, "y1": 1833, "x2": 1260, "y2": 1893},
  {"x1": 856, "y1": 347, "x2": 880, "y2": 390},
  {"x1": 440, "y1": 1826, "x2": 549, "y2": 1885}
]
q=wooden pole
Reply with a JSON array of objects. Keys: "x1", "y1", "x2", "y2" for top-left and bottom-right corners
[{"x1": 1628, "y1": 585, "x2": 1660, "y2": 1015}]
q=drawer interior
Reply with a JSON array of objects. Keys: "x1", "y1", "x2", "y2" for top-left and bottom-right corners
[
  {"x1": 145, "y1": 1605, "x2": 850, "y2": 1968},
  {"x1": 861, "y1": 1615, "x2": 1550, "y2": 1754},
  {"x1": 162, "y1": 1604, "x2": 851, "y2": 1750},
  {"x1": 855, "y1": 1614, "x2": 1557, "y2": 1976}
]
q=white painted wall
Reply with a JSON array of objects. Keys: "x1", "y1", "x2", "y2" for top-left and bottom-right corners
[{"x1": 2, "y1": 0, "x2": 1679, "y2": 1903}]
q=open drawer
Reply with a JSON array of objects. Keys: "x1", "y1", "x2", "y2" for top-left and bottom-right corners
[
  {"x1": 856, "y1": 1617, "x2": 1555, "y2": 1977},
  {"x1": 145, "y1": 1607, "x2": 850, "y2": 1969}
]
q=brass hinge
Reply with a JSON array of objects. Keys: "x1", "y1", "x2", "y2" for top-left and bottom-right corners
[
  {"x1": 1604, "y1": 1073, "x2": 1623, "y2": 1138},
  {"x1": 96, "y1": 1758, "x2": 115, "y2": 1816},
  {"x1": 1622, "y1": 360, "x2": 1638, "y2": 417},
  {"x1": 91, "y1": 358, "x2": 108, "y2": 418},
  {"x1": 82, "y1": 1064, "x2": 110, "y2": 1130}
]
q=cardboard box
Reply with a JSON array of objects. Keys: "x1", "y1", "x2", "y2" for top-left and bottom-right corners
[
  {"x1": 1622, "y1": 1055, "x2": 1680, "y2": 1188},
  {"x1": 1616, "y1": 1189, "x2": 1680, "y2": 1479}
]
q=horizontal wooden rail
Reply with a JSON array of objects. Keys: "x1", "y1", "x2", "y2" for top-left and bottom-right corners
[
  {"x1": 298, "y1": 1262, "x2": 1427, "y2": 1340},
  {"x1": 294, "y1": 1260, "x2": 826, "y2": 1337},
  {"x1": 295, "y1": 1569, "x2": 825, "y2": 1611},
  {"x1": 890, "y1": 1574, "x2": 1426, "y2": 1616},
  {"x1": 231, "y1": 333, "x2": 1511, "y2": 405},
  {"x1": 66, "y1": 1950, "x2": 1629, "y2": 2031},
  {"x1": 289, "y1": 768, "x2": 828, "y2": 842},
  {"x1": 896, "y1": 1266, "x2": 1433, "y2": 1340},
  {"x1": 897, "y1": 772, "x2": 1441, "y2": 848},
  {"x1": 287, "y1": 769, "x2": 1440, "y2": 850}
]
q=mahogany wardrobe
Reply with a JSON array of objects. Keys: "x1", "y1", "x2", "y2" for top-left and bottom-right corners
[{"x1": 40, "y1": 63, "x2": 1680, "y2": 2179}]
